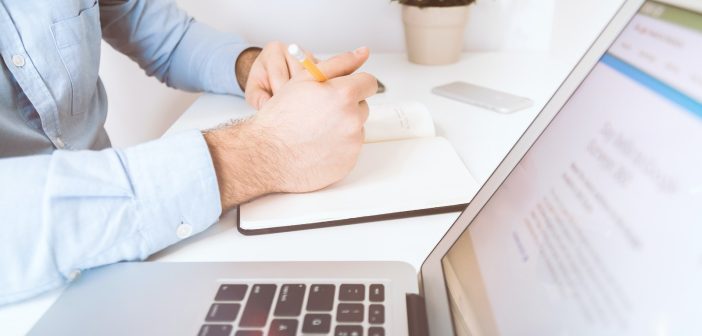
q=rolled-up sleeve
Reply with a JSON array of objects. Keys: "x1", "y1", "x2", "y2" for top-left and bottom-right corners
[
  {"x1": 0, "y1": 130, "x2": 222, "y2": 305},
  {"x1": 99, "y1": 0, "x2": 249, "y2": 95}
]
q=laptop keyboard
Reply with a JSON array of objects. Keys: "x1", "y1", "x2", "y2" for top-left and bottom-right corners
[{"x1": 199, "y1": 283, "x2": 387, "y2": 336}]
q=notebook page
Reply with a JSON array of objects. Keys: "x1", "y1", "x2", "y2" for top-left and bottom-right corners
[
  {"x1": 364, "y1": 102, "x2": 436, "y2": 143},
  {"x1": 239, "y1": 137, "x2": 479, "y2": 230}
]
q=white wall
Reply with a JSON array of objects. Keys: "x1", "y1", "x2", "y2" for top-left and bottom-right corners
[{"x1": 101, "y1": 0, "x2": 623, "y2": 147}]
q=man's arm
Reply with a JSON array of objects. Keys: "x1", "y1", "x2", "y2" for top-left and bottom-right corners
[
  {"x1": 99, "y1": 0, "x2": 249, "y2": 95},
  {"x1": 0, "y1": 48, "x2": 376, "y2": 306},
  {"x1": 206, "y1": 49, "x2": 378, "y2": 209},
  {"x1": 0, "y1": 131, "x2": 221, "y2": 305},
  {"x1": 100, "y1": 0, "x2": 316, "y2": 110}
]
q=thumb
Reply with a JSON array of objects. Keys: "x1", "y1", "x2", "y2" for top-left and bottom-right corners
[
  {"x1": 315, "y1": 47, "x2": 369, "y2": 80},
  {"x1": 245, "y1": 87, "x2": 272, "y2": 110}
]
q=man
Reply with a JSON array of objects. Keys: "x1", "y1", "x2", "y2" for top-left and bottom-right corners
[{"x1": 0, "y1": 0, "x2": 377, "y2": 304}]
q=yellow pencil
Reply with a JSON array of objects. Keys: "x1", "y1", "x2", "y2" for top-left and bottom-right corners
[{"x1": 288, "y1": 44, "x2": 327, "y2": 82}]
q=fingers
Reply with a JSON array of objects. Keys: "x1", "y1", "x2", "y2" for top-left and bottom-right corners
[
  {"x1": 314, "y1": 47, "x2": 370, "y2": 80},
  {"x1": 358, "y1": 100, "x2": 370, "y2": 125},
  {"x1": 266, "y1": 55, "x2": 291, "y2": 94},
  {"x1": 262, "y1": 41, "x2": 310, "y2": 94},
  {"x1": 285, "y1": 50, "x2": 303, "y2": 76},
  {"x1": 331, "y1": 72, "x2": 379, "y2": 102},
  {"x1": 245, "y1": 42, "x2": 301, "y2": 109},
  {"x1": 245, "y1": 85, "x2": 272, "y2": 110}
]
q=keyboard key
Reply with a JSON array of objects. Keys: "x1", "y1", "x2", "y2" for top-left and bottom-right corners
[
  {"x1": 274, "y1": 284, "x2": 306, "y2": 317},
  {"x1": 368, "y1": 326, "x2": 385, "y2": 336},
  {"x1": 302, "y1": 314, "x2": 331, "y2": 333},
  {"x1": 306, "y1": 285, "x2": 335, "y2": 311},
  {"x1": 369, "y1": 284, "x2": 384, "y2": 302},
  {"x1": 336, "y1": 303, "x2": 364, "y2": 323},
  {"x1": 205, "y1": 303, "x2": 241, "y2": 322},
  {"x1": 198, "y1": 324, "x2": 232, "y2": 336},
  {"x1": 335, "y1": 325, "x2": 363, "y2": 336},
  {"x1": 339, "y1": 284, "x2": 365, "y2": 301},
  {"x1": 235, "y1": 331, "x2": 263, "y2": 336},
  {"x1": 268, "y1": 319, "x2": 298, "y2": 336},
  {"x1": 368, "y1": 304, "x2": 385, "y2": 324},
  {"x1": 215, "y1": 284, "x2": 248, "y2": 301},
  {"x1": 239, "y1": 284, "x2": 277, "y2": 327}
]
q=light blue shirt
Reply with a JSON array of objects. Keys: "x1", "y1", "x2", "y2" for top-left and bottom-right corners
[{"x1": 0, "y1": 0, "x2": 248, "y2": 305}]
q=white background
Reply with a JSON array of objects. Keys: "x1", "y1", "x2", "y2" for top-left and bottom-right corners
[{"x1": 99, "y1": 0, "x2": 623, "y2": 147}]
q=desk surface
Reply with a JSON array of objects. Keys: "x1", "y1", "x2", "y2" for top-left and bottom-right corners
[{"x1": 0, "y1": 51, "x2": 581, "y2": 334}]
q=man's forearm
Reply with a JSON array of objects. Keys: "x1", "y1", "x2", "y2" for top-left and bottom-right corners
[
  {"x1": 203, "y1": 119, "x2": 283, "y2": 210},
  {"x1": 0, "y1": 131, "x2": 221, "y2": 305}
]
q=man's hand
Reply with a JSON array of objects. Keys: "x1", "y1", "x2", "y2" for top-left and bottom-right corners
[
  {"x1": 234, "y1": 47, "x2": 262, "y2": 92},
  {"x1": 206, "y1": 47, "x2": 376, "y2": 210},
  {"x1": 237, "y1": 41, "x2": 306, "y2": 110}
]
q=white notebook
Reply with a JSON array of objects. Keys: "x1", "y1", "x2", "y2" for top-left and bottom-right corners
[{"x1": 238, "y1": 102, "x2": 480, "y2": 234}]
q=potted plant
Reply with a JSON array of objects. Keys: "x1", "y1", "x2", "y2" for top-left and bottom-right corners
[{"x1": 393, "y1": 0, "x2": 476, "y2": 65}]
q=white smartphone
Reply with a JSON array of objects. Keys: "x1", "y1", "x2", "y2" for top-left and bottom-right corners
[{"x1": 432, "y1": 81, "x2": 533, "y2": 114}]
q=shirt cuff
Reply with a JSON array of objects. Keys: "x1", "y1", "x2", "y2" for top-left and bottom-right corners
[{"x1": 123, "y1": 129, "x2": 222, "y2": 255}]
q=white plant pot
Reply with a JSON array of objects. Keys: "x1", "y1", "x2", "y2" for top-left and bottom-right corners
[{"x1": 402, "y1": 5, "x2": 470, "y2": 65}]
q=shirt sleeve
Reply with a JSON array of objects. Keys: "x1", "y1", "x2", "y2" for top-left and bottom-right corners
[
  {"x1": 0, "y1": 130, "x2": 222, "y2": 305},
  {"x1": 99, "y1": 0, "x2": 249, "y2": 95}
]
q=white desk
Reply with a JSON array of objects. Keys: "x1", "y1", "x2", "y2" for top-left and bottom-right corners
[{"x1": 0, "y1": 52, "x2": 579, "y2": 335}]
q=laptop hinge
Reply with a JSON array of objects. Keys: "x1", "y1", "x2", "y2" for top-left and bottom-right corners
[{"x1": 406, "y1": 293, "x2": 430, "y2": 336}]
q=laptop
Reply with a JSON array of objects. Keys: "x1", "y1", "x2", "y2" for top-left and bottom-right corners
[{"x1": 29, "y1": 0, "x2": 702, "y2": 334}]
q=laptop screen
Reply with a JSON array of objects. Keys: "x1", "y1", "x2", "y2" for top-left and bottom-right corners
[{"x1": 441, "y1": 2, "x2": 702, "y2": 335}]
